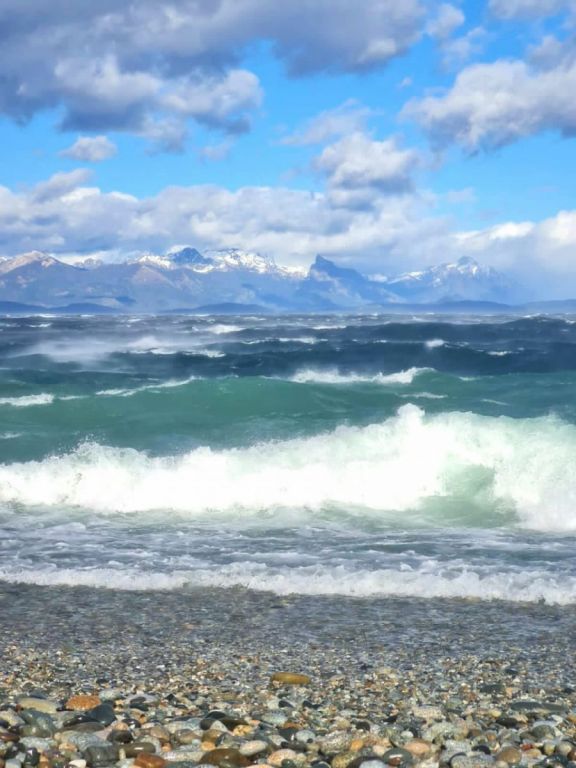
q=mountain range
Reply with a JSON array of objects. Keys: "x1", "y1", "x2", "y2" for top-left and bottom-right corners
[{"x1": 0, "y1": 247, "x2": 526, "y2": 313}]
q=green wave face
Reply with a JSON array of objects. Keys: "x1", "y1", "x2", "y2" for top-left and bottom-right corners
[{"x1": 1, "y1": 314, "x2": 576, "y2": 603}]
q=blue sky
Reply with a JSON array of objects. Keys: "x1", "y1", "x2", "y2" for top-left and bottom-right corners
[{"x1": 0, "y1": 0, "x2": 575, "y2": 295}]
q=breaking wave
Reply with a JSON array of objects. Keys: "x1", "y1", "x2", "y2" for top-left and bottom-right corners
[
  {"x1": 1, "y1": 405, "x2": 576, "y2": 531},
  {"x1": 0, "y1": 393, "x2": 55, "y2": 407},
  {"x1": 288, "y1": 367, "x2": 431, "y2": 385}
]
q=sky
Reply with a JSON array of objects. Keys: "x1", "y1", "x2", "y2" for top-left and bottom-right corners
[{"x1": 0, "y1": 0, "x2": 576, "y2": 296}]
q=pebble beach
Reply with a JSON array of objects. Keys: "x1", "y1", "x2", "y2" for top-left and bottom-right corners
[{"x1": 1, "y1": 584, "x2": 575, "y2": 768}]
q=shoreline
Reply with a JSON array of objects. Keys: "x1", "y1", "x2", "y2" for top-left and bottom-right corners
[{"x1": 1, "y1": 583, "x2": 576, "y2": 768}]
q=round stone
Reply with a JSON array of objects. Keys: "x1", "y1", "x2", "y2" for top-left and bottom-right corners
[
  {"x1": 238, "y1": 741, "x2": 269, "y2": 758},
  {"x1": 495, "y1": 747, "x2": 522, "y2": 765},
  {"x1": 404, "y1": 740, "x2": 433, "y2": 760},
  {"x1": 66, "y1": 696, "x2": 102, "y2": 712}
]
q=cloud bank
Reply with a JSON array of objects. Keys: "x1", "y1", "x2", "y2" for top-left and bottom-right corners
[{"x1": 2, "y1": 166, "x2": 576, "y2": 298}]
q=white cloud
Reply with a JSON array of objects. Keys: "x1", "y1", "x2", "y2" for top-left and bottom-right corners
[
  {"x1": 439, "y1": 27, "x2": 486, "y2": 67},
  {"x1": 405, "y1": 58, "x2": 576, "y2": 149},
  {"x1": 0, "y1": 167, "x2": 431, "y2": 272},
  {"x1": 282, "y1": 100, "x2": 375, "y2": 146},
  {"x1": 427, "y1": 4, "x2": 465, "y2": 40},
  {"x1": 61, "y1": 136, "x2": 117, "y2": 162},
  {"x1": 160, "y1": 70, "x2": 263, "y2": 132},
  {"x1": 2, "y1": 170, "x2": 576, "y2": 297},
  {"x1": 0, "y1": 0, "x2": 426, "y2": 147},
  {"x1": 489, "y1": 0, "x2": 575, "y2": 19},
  {"x1": 315, "y1": 133, "x2": 422, "y2": 208},
  {"x1": 453, "y1": 212, "x2": 576, "y2": 296},
  {"x1": 32, "y1": 169, "x2": 93, "y2": 203}
]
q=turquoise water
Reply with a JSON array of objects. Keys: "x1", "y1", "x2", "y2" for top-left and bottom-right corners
[{"x1": 1, "y1": 313, "x2": 576, "y2": 603}]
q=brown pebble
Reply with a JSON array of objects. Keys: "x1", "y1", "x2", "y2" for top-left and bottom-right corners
[
  {"x1": 66, "y1": 695, "x2": 101, "y2": 711},
  {"x1": 202, "y1": 748, "x2": 251, "y2": 767},
  {"x1": 270, "y1": 672, "x2": 311, "y2": 686},
  {"x1": 135, "y1": 755, "x2": 166, "y2": 768},
  {"x1": 332, "y1": 751, "x2": 357, "y2": 768},
  {"x1": 404, "y1": 739, "x2": 433, "y2": 760},
  {"x1": 495, "y1": 747, "x2": 522, "y2": 765}
]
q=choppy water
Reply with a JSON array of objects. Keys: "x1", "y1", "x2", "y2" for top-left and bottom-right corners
[{"x1": 1, "y1": 313, "x2": 576, "y2": 604}]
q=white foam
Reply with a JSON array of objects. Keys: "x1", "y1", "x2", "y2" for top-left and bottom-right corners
[
  {"x1": 0, "y1": 567, "x2": 188, "y2": 591},
  {"x1": 289, "y1": 367, "x2": 430, "y2": 385},
  {"x1": 1, "y1": 562, "x2": 574, "y2": 604},
  {"x1": 426, "y1": 339, "x2": 446, "y2": 349},
  {"x1": 96, "y1": 376, "x2": 197, "y2": 398},
  {"x1": 187, "y1": 562, "x2": 576, "y2": 605},
  {"x1": 1, "y1": 405, "x2": 576, "y2": 531},
  {"x1": 207, "y1": 324, "x2": 244, "y2": 335},
  {"x1": 22, "y1": 335, "x2": 220, "y2": 362},
  {"x1": 0, "y1": 393, "x2": 54, "y2": 408}
]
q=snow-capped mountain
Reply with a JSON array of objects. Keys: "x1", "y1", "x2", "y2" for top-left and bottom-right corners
[
  {"x1": 134, "y1": 247, "x2": 303, "y2": 276},
  {"x1": 384, "y1": 256, "x2": 513, "y2": 303},
  {"x1": 0, "y1": 248, "x2": 517, "y2": 312}
]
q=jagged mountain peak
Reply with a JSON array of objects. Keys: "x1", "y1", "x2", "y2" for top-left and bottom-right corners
[
  {"x1": 0, "y1": 247, "x2": 518, "y2": 311},
  {"x1": 165, "y1": 247, "x2": 210, "y2": 267},
  {"x1": 203, "y1": 248, "x2": 276, "y2": 273}
]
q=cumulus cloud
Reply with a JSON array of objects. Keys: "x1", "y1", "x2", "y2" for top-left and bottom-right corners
[
  {"x1": 439, "y1": 27, "x2": 486, "y2": 68},
  {"x1": 405, "y1": 58, "x2": 576, "y2": 149},
  {"x1": 32, "y1": 169, "x2": 93, "y2": 203},
  {"x1": 315, "y1": 133, "x2": 422, "y2": 208},
  {"x1": 0, "y1": 0, "x2": 425, "y2": 147},
  {"x1": 160, "y1": 70, "x2": 263, "y2": 134},
  {"x1": 282, "y1": 100, "x2": 375, "y2": 146},
  {"x1": 453, "y1": 212, "x2": 576, "y2": 296},
  {"x1": 489, "y1": 0, "x2": 575, "y2": 19},
  {"x1": 61, "y1": 136, "x2": 117, "y2": 162},
  {"x1": 2, "y1": 169, "x2": 576, "y2": 297},
  {"x1": 427, "y1": 4, "x2": 465, "y2": 40},
  {"x1": 0, "y1": 166, "x2": 433, "y2": 272}
]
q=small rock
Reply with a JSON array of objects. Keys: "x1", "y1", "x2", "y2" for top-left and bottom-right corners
[
  {"x1": 85, "y1": 705, "x2": 116, "y2": 728},
  {"x1": 270, "y1": 674, "x2": 311, "y2": 687},
  {"x1": 66, "y1": 697, "x2": 102, "y2": 712},
  {"x1": 319, "y1": 733, "x2": 352, "y2": 756},
  {"x1": 134, "y1": 756, "x2": 166, "y2": 768},
  {"x1": 268, "y1": 750, "x2": 298, "y2": 767},
  {"x1": 83, "y1": 745, "x2": 118, "y2": 767},
  {"x1": 382, "y1": 748, "x2": 414, "y2": 766},
  {"x1": 201, "y1": 748, "x2": 251, "y2": 767},
  {"x1": 238, "y1": 741, "x2": 269, "y2": 758},
  {"x1": 17, "y1": 700, "x2": 58, "y2": 715},
  {"x1": 494, "y1": 748, "x2": 521, "y2": 766},
  {"x1": 404, "y1": 740, "x2": 433, "y2": 760}
]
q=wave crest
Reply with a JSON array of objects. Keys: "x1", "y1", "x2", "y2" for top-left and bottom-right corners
[
  {"x1": 0, "y1": 405, "x2": 575, "y2": 530},
  {"x1": 289, "y1": 367, "x2": 430, "y2": 385}
]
